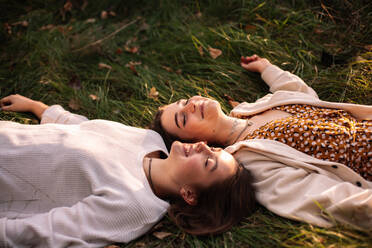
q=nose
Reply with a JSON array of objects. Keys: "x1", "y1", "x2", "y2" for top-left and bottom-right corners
[{"x1": 195, "y1": 141, "x2": 213, "y2": 155}]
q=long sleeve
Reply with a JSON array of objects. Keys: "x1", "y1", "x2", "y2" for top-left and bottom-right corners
[
  {"x1": 40, "y1": 105, "x2": 88, "y2": 124},
  {"x1": 0, "y1": 193, "x2": 161, "y2": 248},
  {"x1": 261, "y1": 65, "x2": 319, "y2": 98},
  {"x1": 227, "y1": 140, "x2": 372, "y2": 231}
]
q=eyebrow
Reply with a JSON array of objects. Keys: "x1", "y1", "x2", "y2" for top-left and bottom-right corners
[{"x1": 210, "y1": 157, "x2": 218, "y2": 172}]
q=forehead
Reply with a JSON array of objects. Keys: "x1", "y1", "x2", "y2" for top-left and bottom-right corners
[{"x1": 161, "y1": 101, "x2": 182, "y2": 132}]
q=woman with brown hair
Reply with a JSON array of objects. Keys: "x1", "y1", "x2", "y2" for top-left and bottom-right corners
[
  {"x1": 0, "y1": 94, "x2": 256, "y2": 247},
  {"x1": 151, "y1": 55, "x2": 372, "y2": 231}
]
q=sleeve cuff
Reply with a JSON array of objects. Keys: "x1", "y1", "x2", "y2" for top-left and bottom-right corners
[{"x1": 40, "y1": 105, "x2": 66, "y2": 124}]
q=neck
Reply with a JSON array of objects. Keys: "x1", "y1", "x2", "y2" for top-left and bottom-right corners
[
  {"x1": 213, "y1": 116, "x2": 252, "y2": 146},
  {"x1": 143, "y1": 156, "x2": 177, "y2": 200}
]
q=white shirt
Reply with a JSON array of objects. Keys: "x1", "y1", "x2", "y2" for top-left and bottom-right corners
[{"x1": 0, "y1": 105, "x2": 169, "y2": 247}]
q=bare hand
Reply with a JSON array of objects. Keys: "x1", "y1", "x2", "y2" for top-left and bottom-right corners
[
  {"x1": 240, "y1": 54, "x2": 271, "y2": 73},
  {"x1": 0, "y1": 94, "x2": 48, "y2": 119}
]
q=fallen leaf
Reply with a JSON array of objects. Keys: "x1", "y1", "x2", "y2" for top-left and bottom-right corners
[
  {"x1": 125, "y1": 61, "x2": 142, "y2": 67},
  {"x1": 176, "y1": 69, "x2": 182, "y2": 75},
  {"x1": 162, "y1": 66, "x2": 173, "y2": 72},
  {"x1": 101, "y1": 11, "x2": 108, "y2": 19},
  {"x1": 40, "y1": 24, "x2": 55, "y2": 30},
  {"x1": 64, "y1": 0, "x2": 73, "y2": 12},
  {"x1": 125, "y1": 61, "x2": 141, "y2": 75},
  {"x1": 148, "y1": 87, "x2": 159, "y2": 100},
  {"x1": 244, "y1": 24, "x2": 256, "y2": 31},
  {"x1": 89, "y1": 94, "x2": 99, "y2": 101},
  {"x1": 208, "y1": 46, "x2": 222, "y2": 59},
  {"x1": 116, "y1": 48, "x2": 123, "y2": 54},
  {"x1": 198, "y1": 46, "x2": 204, "y2": 56},
  {"x1": 124, "y1": 45, "x2": 139, "y2": 54},
  {"x1": 364, "y1": 45, "x2": 372, "y2": 51},
  {"x1": 98, "y1": 62, "x2": 112, "y2": 70},
  {"x1": 314, "y1": 28, "x2": 324, "y2": 34},
  {"x1": 4, "y1": 23, "x2": 12, "y2": 34},
  {"x1": 153, "y1": 231, "x2": 172, "y2": 240},
  {"x1": 85, "y1": 18, "x2": 96, "y2": 24},
  {"x1": 68, "y1": 99, "x2": 80, "y2": 110},
  {"x1": 196, "y1": 12, "x2": 202, "y2": 18},
  {"x1": 134, "y1": 242, "x2": 146, "y2": 248},
  {"x1": 12, "y1": 21, "x2": 28, "y2": 27}
]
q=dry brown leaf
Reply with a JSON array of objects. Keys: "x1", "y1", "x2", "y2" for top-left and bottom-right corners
[
  {"x1": 68, "y1": 99, "x2": 80, "y2": 110},
  {"x1": 125, "y1": 61, "x2": 142, "y2": 67},
  {"x1": 153, "y1": 231, "x2": 172, "y2": 240},
  {"x1": 162, "y1": 66, "x2": 173, "y2": 72},
  {"x1": 148, "y1": 87, "x2": 159, "y2": 100},
  {"x1": 85, "y1": 18, "x2": 96, "y2": 24},
  {"x1": 208, "y1": 47, "x2": 222, "y2": 59},
  {"x1": 244, "y1": 24, "x2": 256, "y2": 31},
  {"x1": 89, "y1": 94, "x2": 99, "y2": 101},
  {"x1": 198, "y1": 46, "x2": 204, "y2": 56},
  {"x1": 134, "y1": 242, "x2": 146, "y2": 248},
  {"x1": 98, "y1": 62, "x2": 112, "y2": 70},
  {"x1": 364, "y1": 45, "x2": 372, "y2": 51},
  {"x1": 101, "y1": 11, "x2": 108, "y2": 19},
  {"x1": 124, "y1": 45, "x2": 139, "y2": 54},
  {"x1": 116, "y1": 48, "x2": 123, "y2": 54},
  {"x1": 64, "y1": 1, "x2": 73, "y2": 12},
  {"x1": 40, "y1": 24, "x2": 55, "y2": 31},
  {"x1": 4, "y1": 23, "x2": 12, "y2": 34}
]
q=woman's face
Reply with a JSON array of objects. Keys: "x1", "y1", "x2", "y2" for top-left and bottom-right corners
[
  {"x1": 168, "y1": 141, "x2": 237, "y2": 189},
  {"x1": 160, "y1": 96, "x2": 225, "y2": 141}
]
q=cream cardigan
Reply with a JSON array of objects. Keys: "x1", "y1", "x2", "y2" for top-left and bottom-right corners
[
  {"x1": 0, "y1": 106, "x2": 169, "y2": 247},
  {"x1": 227, "y1": 65, "x2": 372, "y2": 231}
]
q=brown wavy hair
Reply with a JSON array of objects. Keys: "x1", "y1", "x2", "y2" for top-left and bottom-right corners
[{"x1": 168, "y1": 162, "x2": 257, "y2": 235}]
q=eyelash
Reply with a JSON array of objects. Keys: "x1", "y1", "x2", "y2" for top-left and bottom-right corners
[{"x1": 182, "y1": 99, "x2": 189, "y2": 126}]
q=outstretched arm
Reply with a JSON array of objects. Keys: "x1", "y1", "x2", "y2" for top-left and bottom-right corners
[
  {"x1": 0, "y1": 94, "x2": 48, "y2": 120},
  {"x1": 240, "y1": 55, "x2": 318, "y2": 98},
  {"x1": 0, "y1": 94, "x2": 88, "y2": 124}
]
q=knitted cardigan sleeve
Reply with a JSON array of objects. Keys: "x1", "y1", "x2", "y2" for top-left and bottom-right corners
[
  {"x1": 261, "y1": 65, "x2": 319, "y2": 99},
  {"x1": 0, "y1": 194, "x2": 150, "y2": 247},
  {"x1": 40, "y1": 105, "x2": 89, "y2": 124}
]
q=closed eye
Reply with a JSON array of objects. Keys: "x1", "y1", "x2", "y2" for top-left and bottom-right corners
[
  {"x1": 205, "y1": 156, "x2": 209, "y2": 167},
  {"x1": 183, "y1": 113, "x2": 186, "y2": 127}
]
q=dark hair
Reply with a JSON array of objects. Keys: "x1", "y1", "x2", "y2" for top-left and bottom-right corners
[
  {"x1": 150, "y1": 108, "x2": 224, "y2": 151},
  {"x1": 150, "y1": 108, "x2": 190, "y2": 151},
  {"x1": 168, "y1": 162, "x2": 257, "y2": 235}
]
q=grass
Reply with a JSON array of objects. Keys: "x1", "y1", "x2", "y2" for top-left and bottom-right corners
[{"x1": 1, "y1": 0, "x2": 372, "y2": 247}]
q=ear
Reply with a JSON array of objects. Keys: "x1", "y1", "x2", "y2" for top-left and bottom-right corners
[{"x1": 180, "y1": 186, "x2": 198, "y2": 206}]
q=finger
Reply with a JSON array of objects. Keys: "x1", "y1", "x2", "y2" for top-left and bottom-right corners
[{"x1": 0, "y1": 105, "x2": 12, "y2": 111}]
